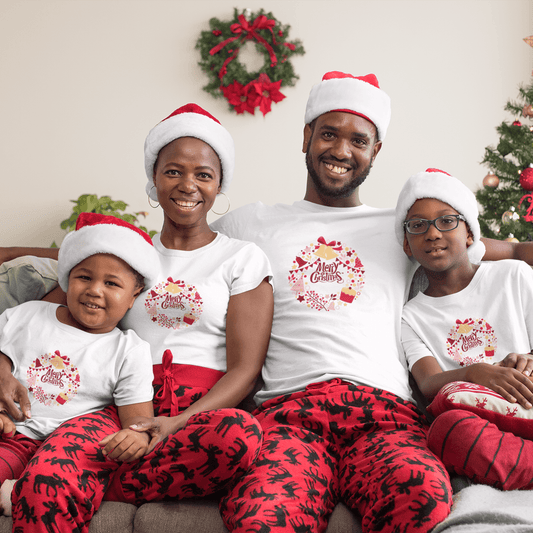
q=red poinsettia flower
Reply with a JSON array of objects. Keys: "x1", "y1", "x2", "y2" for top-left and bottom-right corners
[
  {"x1": 248, "y1": 74, "x2": 286, "y2": 116},
  {"x1": 221, "y1": 81, "x2": 256, "y2": 115}
]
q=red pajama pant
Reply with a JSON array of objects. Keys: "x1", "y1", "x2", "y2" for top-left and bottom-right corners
[
  {"x1": 0, "y1": 433, "x2": 41, "y2": 483},
  {"x1": 10, "y1": 355, "x2": 263, "y2": 533},
  {"x1": 221, "y1": 380, "x2": 452, "y2": 533}
]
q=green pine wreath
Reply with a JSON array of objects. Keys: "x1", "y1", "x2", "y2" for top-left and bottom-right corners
[{"x1": 195, "y1": 8, "x2": 305, "y2": 116}]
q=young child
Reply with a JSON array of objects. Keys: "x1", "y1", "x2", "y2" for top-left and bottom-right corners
[
  {"x1": 0, "y1": 212, "x2": 158, "y2": 514},
  {"x1": 395, "y1": 168, "x2": 533, "y2": 490}
]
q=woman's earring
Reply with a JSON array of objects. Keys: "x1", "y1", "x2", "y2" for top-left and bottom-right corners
[
  {"x1": 211, "y1": 192, "x2": 230, "y2": 216},
  {"x1": 148, "y1": 186, "x2": 160, "y2": 209}
]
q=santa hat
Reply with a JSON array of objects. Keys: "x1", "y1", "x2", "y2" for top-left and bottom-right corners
[
  {"x1": 394, "y1": 168, "x2": 485, "y2": 264},
  {"x1": 304, "y1": 71, "x2": 391, "y2": 141},
  {"x1": 58, "y1": 213, "x2": 159, "y2": 291},
  {"x1": 144, "y1": 103, "x2": 235, "y2": 201}
]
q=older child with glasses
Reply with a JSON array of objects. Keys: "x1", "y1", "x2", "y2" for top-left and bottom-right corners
[{"x1": 395, "y1": 168, "x2": 533, "y2": 490}]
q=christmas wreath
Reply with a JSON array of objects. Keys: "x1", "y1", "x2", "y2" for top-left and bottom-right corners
[{"x1": 195, "y1": 8, "x2": 305, "y2": 116}]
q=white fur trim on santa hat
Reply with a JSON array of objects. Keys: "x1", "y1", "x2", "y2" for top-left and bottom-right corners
[
  {"x1": 144, "y1": 104, "x2": 235, "y2": 201},
  {"x1": 394, "y1": 168, "x2": 485, "y2": 264},
  {"x1": 305, "y1": 72, "x2": 391, "y2": 141},
  {"x1": 58, "y1": 218, "x2": 160, "y2": 292}
]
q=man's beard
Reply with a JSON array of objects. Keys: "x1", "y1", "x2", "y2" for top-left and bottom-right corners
[{"x1": 306, "y1": 150, "x2": 372, "y2": 199}]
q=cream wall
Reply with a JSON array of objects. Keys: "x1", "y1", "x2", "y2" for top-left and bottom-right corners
[{"x1": 1, "y1": 0, "x2": 531, "y2": 246}]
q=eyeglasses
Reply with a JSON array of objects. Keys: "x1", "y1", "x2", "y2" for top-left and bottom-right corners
[{"x1": 403, "y1": 214, "x2": 467, "y2": 235}]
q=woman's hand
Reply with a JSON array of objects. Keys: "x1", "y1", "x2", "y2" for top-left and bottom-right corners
[
  {"x1": 98, "y1": 428, "x2": 153, "y2": 462},
  {"x1": 496, "y1": 352, "x2": 533, "y2": 377},
  {"x1": 466, "y1": 362, "x2": 533, "y2": 409},
  {"x1": 129, "y1": 416, "x2": 183, "y2": 453},
  {"x1": 0, "y1": 353, "x2": 31, "y2": 421}
]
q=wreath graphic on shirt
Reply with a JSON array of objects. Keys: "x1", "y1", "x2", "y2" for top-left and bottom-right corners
[
  {"x1": 446, "y1": 318, "x2": 497, "y2": 366},
  {"x1": 26, "y1": 350, "x2": 80, "y2": 406},
  {"x1": 144, "y1": 277, "x2": 204, "y2": 329},
  {"x1": 288, "y1": 237, "x2": 365, "y2": 311}
]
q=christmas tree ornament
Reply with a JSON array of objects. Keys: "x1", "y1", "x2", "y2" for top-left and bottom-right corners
[
  {"x1": 504, "y1": 234, "x2": 519, "y2": 242},
  {"x1": 512, "y1": 120, "x2": 522, "y2": 126},
  {"x1": 524, "y1": 35, "x2": 533, "y2": 48},
  {"x1": 196, "y1": 8, "x2": 305, "y2": 116},
  {"x1": 518, "y1": 194, "x2": 533, "y2": 222},
  {"x1": 520, "y1": 165, "x2": 533, "y2": 191},
  {"x1": 502, "y1": 207, "x2": 519, "y2": 224},
  {"x1": 482, "y1": 172, "x2": 499, "y2": 188},
  {"x1": 522, "y1": 104, "x2": 533, "y2": 118}
]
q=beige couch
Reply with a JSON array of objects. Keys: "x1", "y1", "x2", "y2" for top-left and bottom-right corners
[{"x1": 0, "y1": 257, "x2": 454, "y2": 533}]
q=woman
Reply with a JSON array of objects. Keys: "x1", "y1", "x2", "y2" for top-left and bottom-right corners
[{"x1": 0, "y1": 103, "x2": 274, "y2": 532}]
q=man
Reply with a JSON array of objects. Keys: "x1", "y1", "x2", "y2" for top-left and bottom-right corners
[{"x1": 211, "y1": 71, "x2": 452, "y2": 533}]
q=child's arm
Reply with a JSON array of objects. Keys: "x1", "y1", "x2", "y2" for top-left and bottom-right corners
[
  {"x1": 98, "y1": 401, "x2": 155, "y2": 462},
  {"x1": 412, "y1": 355, "x2": 533, "y2": 409},
  {"x1": 0, "y1": 411, "x2": 15, "y2": 438}
]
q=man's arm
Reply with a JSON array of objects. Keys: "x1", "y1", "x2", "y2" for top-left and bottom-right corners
[
  {"x1": 482, "y1": 237, "x2": 533, "y2": 265},
  {"x1": 0, "y1": 247, "x2": 59, "y2": 266}
]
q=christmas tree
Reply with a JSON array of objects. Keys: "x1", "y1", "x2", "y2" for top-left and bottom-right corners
[{"x1": 476, "y1": 79, "x2": 533, "y2": 242}]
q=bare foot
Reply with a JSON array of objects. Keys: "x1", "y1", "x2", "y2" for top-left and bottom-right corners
[{"x1": 0, "y1": 479, "x2": 16, "y2": 516}]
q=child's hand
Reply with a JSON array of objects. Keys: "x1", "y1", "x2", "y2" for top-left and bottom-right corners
[
  {"x1": 466, "y1": 362, "x2": 533, "y2": 409},
  {"x1": 98, "y1": 428, "x2": 150, "y2": 462},
  {"x1": 496, "y1": 352, "x2": 533, "y2": 378},
  {"x1": 0, "y1": 412, "x2": 15, "y2": 438},
  {"x1": 129, "y1": 416, "x2": 182, "y2": 454}
]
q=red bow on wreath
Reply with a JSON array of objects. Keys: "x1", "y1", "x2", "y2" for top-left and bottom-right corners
[{"x1": 210, "y1": 14, "x2": 278, "y2": 79}]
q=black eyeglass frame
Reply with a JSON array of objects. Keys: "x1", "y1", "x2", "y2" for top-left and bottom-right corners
[{"x1": 403, "y1": 214, "x2": 467, "y2": 235}]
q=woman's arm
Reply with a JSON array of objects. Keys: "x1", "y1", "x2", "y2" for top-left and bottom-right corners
[
  {"x1": 412, "y1": 355, "x2": 533, "y2": 408},
  {"x1": 0, "y1": 247, "x2": 59, "y2": 266},
  {"x1": 131, "y1": 278, "x2": 274, "y2": 446}
]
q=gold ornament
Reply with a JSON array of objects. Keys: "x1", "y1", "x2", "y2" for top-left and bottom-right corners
[
  {"x1": 505, "y1": 234, "x2": 519, "y2": 243},
  {"x1": 502, "y1": 207, "x2": 519, "y2": 224},
  {"x1": 482, "y1": 172, "x2": 499, "y2": 188}
]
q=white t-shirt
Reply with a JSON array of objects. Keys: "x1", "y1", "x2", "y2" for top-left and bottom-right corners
[
  {"x1": 121, "y1": 232, "x2": 273, "y2": 371},
  {"x1": 401, "y1": 260, "x2": 533, "y2": 371},
  {"x1": 0, "y1": 301, "x2": 154, "y2": 440},
  {"x1": 211, "y1": 200, "x2": 418, "y2": 404}
]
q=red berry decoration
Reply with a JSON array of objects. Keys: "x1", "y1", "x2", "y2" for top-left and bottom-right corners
[{"x1": 520, "y1": 167, "x2": 533, "y2": 191}]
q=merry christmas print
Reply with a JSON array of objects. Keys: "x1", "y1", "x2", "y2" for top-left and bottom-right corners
[
  {"x1": 145, "y1": 277, "x2": 203, "y2": 329},
  {"x1": 446, "y1": 318, "x2": 497, "y2": 366},
  {"x1": 27, "y1": 350, "x2": 80, "y2": 406},
  {"x1": 288, "y1": 237, "x2": 365, "y2": 311}
]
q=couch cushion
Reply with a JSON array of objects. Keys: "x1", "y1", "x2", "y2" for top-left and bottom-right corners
[
  {"x1": 0, "y1": 501, "x2": 137, "y2": 533},
  {"x1": 134, "y1": 498, "x2": 228, "y2": 533},
  {"x1": 0, "y1": 255, "x2": 58, "y2": 314}
]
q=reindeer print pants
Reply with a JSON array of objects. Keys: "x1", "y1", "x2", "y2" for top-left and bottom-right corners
[
  {"x1": 11, "y1": 398, "x2": 262, "y2": 532},
  {"x1": 221, "y1": 379, "x2": 452, "y2": 533}
]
